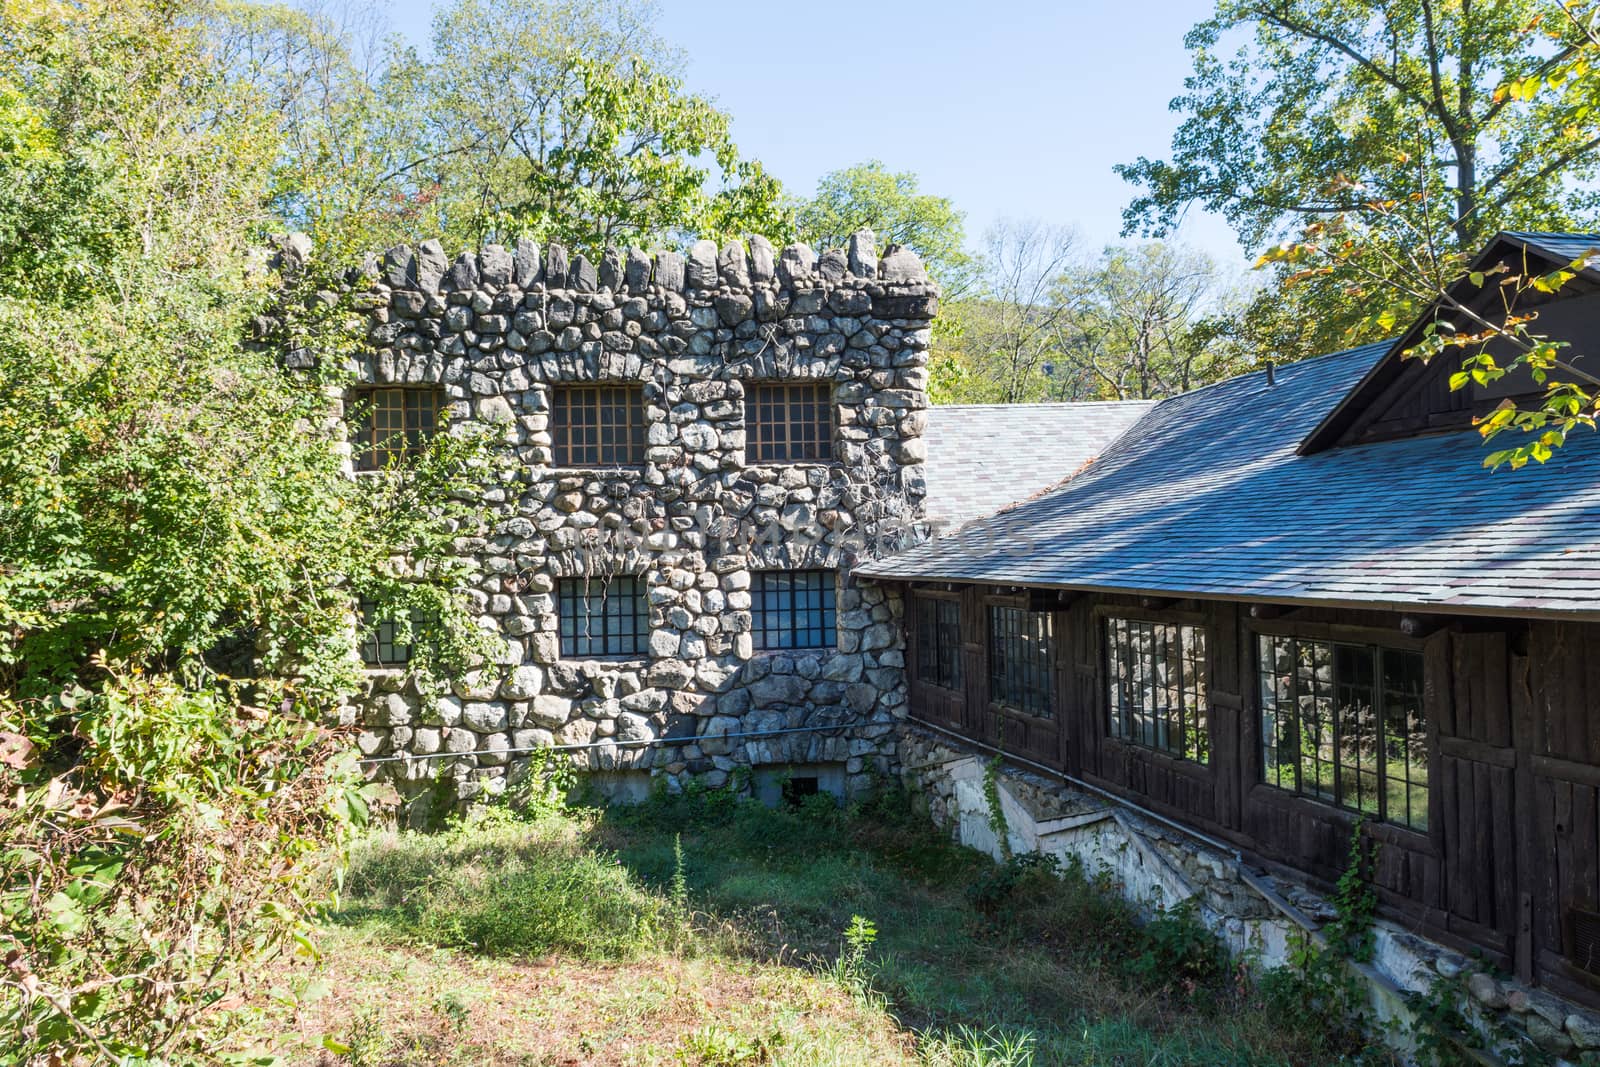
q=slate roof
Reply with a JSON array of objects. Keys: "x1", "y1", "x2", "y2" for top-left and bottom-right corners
[
  {"x1": 1502, "y1": 231, "x2": 1600, "y2": 267},
  {"x1": 922, "y1": 401, "x2": 1154, "y2": 532},
  {"x1": 864, "y1": 340, "x2": 1600, "y2": 619}
]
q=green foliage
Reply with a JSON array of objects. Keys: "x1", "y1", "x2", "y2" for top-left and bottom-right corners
[
  {"x1": 982, "y1": 754, "x2": 1012, "y2": 859},
  {"x1": 343, "y1": 807, "x2": 677, "y2": 960},
  {"x1": 935, "y1": 226, "x2": 1248, "y2": 405},
  {"x1": 322, "y1": 787, "x2": 1334, "y2": 1064},
  {"x1": 793, "y1": 161, "x2": 975, "y2": 296},
  {"x1": 0, "y1": 1, "x2": 492, "y2": 1060},
  {"x1": 1119, "y1": 0, "x2": 1600, "y2": 298},
  {"x1": 965, "y1": 851, "x2": 1062, "y2": 915},
  {"x1": 1129, "y1": 899, "x2": 1230, "y2": 993},
  {"x1": 1254, "y1": 930, "x2": 1373, "y2": 1058},
  {"x1": 1253, "y1": 821, "x2": 1379, "y2": 1059},
  {"x1": 1328, "y1": 820, "x2": 1379, "y2": 963},
  {"x1": 1127, "y1": 0, "x2": 1600, "y2": 462},
  {"x1": 251, "y1": 0, "x2": 791, "y2": 257},
  {"x1": 920, "y1": 1024, "x2": 1039, "y2": 1067}
]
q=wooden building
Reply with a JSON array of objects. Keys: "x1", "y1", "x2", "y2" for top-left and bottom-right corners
[{"x1": 860, "y1": 232, "x2": 1600, "y2": 1005}]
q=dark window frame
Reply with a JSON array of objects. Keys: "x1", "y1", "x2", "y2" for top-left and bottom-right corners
[
  {"x1": 358, "y1": 597, "x2": 430, "y2": 667},
  {"x1": 987, "y1": 602, "x2": 1054, "y2": 719},
  {"x1": 1104, "y1": 616, "x2": 1210, "y2": 764},
  {"x1": 913, "y1": 593, "x2": 962, "y2": 691},
  {"x1": 1255, "y1": 632, "x2": 1430, "y2": 832},
  {"x1": 352, "y1": 386, "x2": 440, "y2": 471},
  {"x1": 550, "y1": 383, "x2": 648, "y2": 468},
  {"x1": 745, "y1": 382, "x2": 833, "y2": 464},
  {"x1": 557, "y1": 576, "x2": 649, "y2": 658},
  {"x1": 751, "y1": 570, "x2": 837, "y2": 651}
]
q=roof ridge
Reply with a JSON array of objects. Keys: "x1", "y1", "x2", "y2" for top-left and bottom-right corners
[
  {"x1": 1135, "y1": 338, "x2": 1394, "y2": 414},
  {"x1": 932, "y1": 400, "x2": 1158, "y2": 411}
]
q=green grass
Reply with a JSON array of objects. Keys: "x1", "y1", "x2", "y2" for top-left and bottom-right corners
[{"x1": 269, "y1": 785, "x2": 1379, "y2": 1066}]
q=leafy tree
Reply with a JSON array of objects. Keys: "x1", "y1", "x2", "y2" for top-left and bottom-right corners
[
  {"x1": 212, "y1": 0, "x2": 426, "y2": 265},
  {"x1": 0, "y1": 0, "x2": 490, "y2": 1059},
  {"x1": 793, "y1": 160, "x2": 975, "y2": 296},
  {"x1": 1056, "y1": 243, "x2": 1253, "y2": 400},
  {"x1": 217, "y1": 0, "x2": 789, "y2": 257},
  {"x1": 380, "y1": 0, "x2": 787, "y2": 252},
  {"x1": 1255, "y1": 1, "x2": 1600, "y2": 471},
  {"x1": 1118, "y1": 0, "x2": 1600, "y2": 355},
  {"x1": 934, "y1": 228, "x2": 1248, "y2": 404},
  {"x1": 938, "y1": 220, "x2": 1083, "y2": 403}
]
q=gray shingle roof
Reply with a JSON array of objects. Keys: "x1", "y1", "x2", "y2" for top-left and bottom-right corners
[
  {"x1": 922, "y1": 402, "x2": 1154, "y2": 532},
  {"x1": 1503, "y1": 231, "x2": 1600, "y2": 267},
  {"x1": 865, "y1": 341, "x2": 1600, "y2": 619}
]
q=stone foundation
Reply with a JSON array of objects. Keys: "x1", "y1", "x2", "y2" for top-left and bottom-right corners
[{"x1": 899, "y1": 724, "x2": 1600, "y2": 1065}]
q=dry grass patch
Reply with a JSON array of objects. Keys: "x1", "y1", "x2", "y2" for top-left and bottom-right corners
[{"x1": 261, "y1": 925, "x2": 916, "y2": 1066}]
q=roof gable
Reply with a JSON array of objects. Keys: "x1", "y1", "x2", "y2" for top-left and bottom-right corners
[{"x1": 1299, "y1": 232, "x2": 1600, "y2": 455}]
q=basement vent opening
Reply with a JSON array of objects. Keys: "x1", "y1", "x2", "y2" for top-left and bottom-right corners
[
  {"x1": 782, "y1": 776, "x2": 821, "y2": 807},
  {"x1": 1567, "y1": 906, "x2": 1600, "y2": 976}
]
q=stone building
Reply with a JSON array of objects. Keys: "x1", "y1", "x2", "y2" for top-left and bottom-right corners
[{"x1": 344, "y1": 230, "x2": 941, "y2": 806}]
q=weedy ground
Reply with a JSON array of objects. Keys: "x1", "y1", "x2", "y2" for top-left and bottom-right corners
[{"x1": 251, "y1": 784, "x2": 1373, "y2": 1066}]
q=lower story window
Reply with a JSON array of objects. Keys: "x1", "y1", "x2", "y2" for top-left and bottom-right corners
[
  {"x1": 752, "y1": 570, "x2": 836, "y2": 650},
  {"x1": 359, "y1": 597, "x2": 424, "y2": 667},
  {"x1": 558, "y1": 576, "x2": 647, "y2": 657},
  {"x1": 914, "y1": 595, "x2": 962, "y2": 690},
  {"x1": 1105, "y1": 618, "x2": 1209, "y2": 763},
  {"x1": 1258, "y1": 635, "x2": 1429, "y2": 831},
  {"x1": 988, "y1": 605, "x2": 1053, "y2": 718}
]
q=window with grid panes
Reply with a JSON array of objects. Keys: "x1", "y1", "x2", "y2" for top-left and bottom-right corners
[
  {"x1": 745, "y1": 383, "x2": 832, "y2": 463},
  {"x1": 751, "y1": 570, "x2": 836, "y2": 650},
  {"x1": 557, "y1": 577, "x2": 648, "y2": 657},
  {"x1": 1258, "y1": 635, "x2": 1429, "y2": 831},
  {"x1": 352, "y1": 387, "x2": 439, "y2": 470},
  {"x1": 358, "y1": 597, "x2": 423, "y2": 667},
  {"x1": 988, "y1": 605, "x2": 1053, "y2": 718},
  {"x1": 551, "y1": 385, "x2": 646, "y2": 467},
  {"x1": 1105, "y1": 618, "x2": 1209, "y2": 763},
  {"x1": 914, "y1": 595, "x2": 962, "y2": 690}
]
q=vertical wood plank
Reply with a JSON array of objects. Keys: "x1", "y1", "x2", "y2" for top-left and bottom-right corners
[
  {"x1": 1443, "y1": 757, "x2": 1465, "y2": 917},
  {"x1": 1556, "y1": 782, "x2": 1576, "y2": 935},
  {"x1": 1427, "y1": 630, "x2": 1454, "y2": 740},
  {"x1": 1510, "y1": 648, "x2": 1538, "y2": 979},
  {"x1": 1578, "y1": 785, "x2": 1599, "y2": 916}
]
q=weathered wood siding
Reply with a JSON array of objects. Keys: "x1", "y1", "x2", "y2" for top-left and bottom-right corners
[{"x1": 901, "y1": 584, "x2": 1600, "y2": 1004}]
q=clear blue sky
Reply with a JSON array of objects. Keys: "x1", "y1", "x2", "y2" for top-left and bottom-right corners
[{"x1": 379, "y1": 0, "x2": 1252, "y2": 273}]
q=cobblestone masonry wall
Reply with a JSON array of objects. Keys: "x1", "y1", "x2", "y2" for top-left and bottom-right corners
[{"x1": 339, "y1": 231, "x2": 937, "y2": 808}]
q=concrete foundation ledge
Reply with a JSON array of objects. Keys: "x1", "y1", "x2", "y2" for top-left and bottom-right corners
[{"x1": 898, "y1": 723, "x2": 1600, "y2": 1065}]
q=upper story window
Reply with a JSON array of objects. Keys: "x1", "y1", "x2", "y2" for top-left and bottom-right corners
[
  {"x1": 551, "y1": 384, "x2": 646, "y2": 467},
  {"x1": 352, "y1": 387, "x2": 439, "y2": 471},
  {"x1": 557, "y1": 576, "x2": 647, "y2": 657},
  {"x1": 1258, "y1": 635, "x2": 1428, "y2": 832},
  {"x1": 746, "y1": 383, "x2": 832, "y2": 463},
  {"x1": 988, "y1": 605, "x2": 1053, "y2": 718},
  {"x1": 914, "y1": 594, "x2": 962, "y2": 691},
  {"x1": 752, "y1": 570, "x2": 836, "y2": 650},
  {"x1": 1105, "y1": 617, "x2": 1209, "y2": 764}
]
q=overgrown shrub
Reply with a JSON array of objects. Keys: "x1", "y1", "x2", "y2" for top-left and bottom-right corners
[{"x1": 0, "y1": 3, "x2": 490, "y2": 1060}]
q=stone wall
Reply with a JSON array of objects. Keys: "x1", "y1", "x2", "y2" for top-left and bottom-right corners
[
  {"x1": 899, "y1": 723, "x2": 1600, "y2": 1063},
  {"x1": 341, "y1": 230, "x2": 937, "y2": 809}
]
